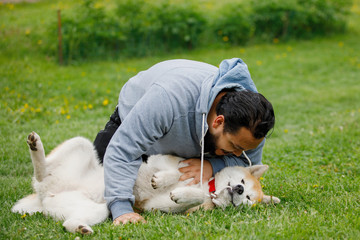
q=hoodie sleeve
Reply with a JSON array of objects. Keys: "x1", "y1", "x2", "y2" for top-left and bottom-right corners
[
  {"x1": 103, "y1": 84, "x2": 174, "y2": 220},
  {"x1": 208, "y1": 138, "x2": 265, "y2": 174}
]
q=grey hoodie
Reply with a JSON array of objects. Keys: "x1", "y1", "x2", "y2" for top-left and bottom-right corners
[{"x1": 104, "y1": 58, "x2": 265, "y2": 220}]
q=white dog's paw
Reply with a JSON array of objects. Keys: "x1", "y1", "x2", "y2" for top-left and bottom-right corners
[
  {"x1": 170, "y1": 187, "x2": 205, "y2": 205},
  {"x1": 151, "y1": 172, "x2": 171, "y2": 189},
  {"x1": 27, "y1": 131, "x2": 41, "y2": 151},
  {"x1": 170, "y1": 189, "x2": 185, "y2": 204},
  {"x1": 76, "y1": 225, "x2": 93, "y2": 235}
]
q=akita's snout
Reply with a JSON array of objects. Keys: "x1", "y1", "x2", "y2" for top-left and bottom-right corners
[
  {"x1": 226, "y1": 182, "x2": 244, "y2": 196},
  {"x1": 233, "y1": 185, "x2": 244, "y2": 195}
]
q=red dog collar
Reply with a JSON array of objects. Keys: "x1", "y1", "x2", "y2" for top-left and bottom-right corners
[{"x1": 208, "y1": 178, "x2": 216, "y2": 193}]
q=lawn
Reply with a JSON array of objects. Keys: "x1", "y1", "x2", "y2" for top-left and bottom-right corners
[{"x1": 1, "y1": 1, "x2": 360, "y2": 239}]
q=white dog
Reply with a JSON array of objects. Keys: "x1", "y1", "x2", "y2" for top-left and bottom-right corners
[{"x1": 12, "y1": 132, "x2": 280, "y2": 234}]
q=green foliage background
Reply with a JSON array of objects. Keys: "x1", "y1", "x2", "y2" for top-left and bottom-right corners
[{"x1": 43, "y1": 0, "x2": 353, "y2": 62}]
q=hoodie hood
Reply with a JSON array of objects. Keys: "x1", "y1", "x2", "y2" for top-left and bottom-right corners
[{"x1": 196, "y1": 58, "x2": 258, "y2": 141}]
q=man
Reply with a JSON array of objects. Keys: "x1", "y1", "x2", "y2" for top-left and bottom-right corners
[{"x1": 94, "y1": 58, "x2": 275, "y2": 225}]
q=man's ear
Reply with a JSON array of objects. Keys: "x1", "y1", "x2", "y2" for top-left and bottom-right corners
[
  {"x1": 212, "y1": 115, "x2": 225, "y2": 128},
  {"x1": 249, "y1": 165, "x2": 269, "y2": 179}
]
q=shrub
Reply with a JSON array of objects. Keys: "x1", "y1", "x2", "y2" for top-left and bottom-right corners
[
  {"x1": 149, "y1": 2, "x2": 206, "y2": 50},
  {"x1": 211, "y1": 3, "x2": 254, "y2": 45},
  {"x1": 114, "y1": 0, "x2": 206, "y2": 55},
  {"x1": 60, "y1": 0, "x2": 124, "y2": 61},
  {"x1": 250, "y1": 0, "x2": 352, "y2": 40}
]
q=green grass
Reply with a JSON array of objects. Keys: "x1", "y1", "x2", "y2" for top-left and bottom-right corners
[{"x1": 1, "y1": 1, "x2": 360, "y2": 239}]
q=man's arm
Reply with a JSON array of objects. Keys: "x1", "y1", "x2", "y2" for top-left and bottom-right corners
[{"x1": 104, "y1": 85, "x2": 174, "y2": 222}]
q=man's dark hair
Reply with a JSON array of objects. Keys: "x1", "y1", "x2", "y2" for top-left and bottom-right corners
[{"x1": 216, "y1": 89, "x2": 275, "y2": 139}]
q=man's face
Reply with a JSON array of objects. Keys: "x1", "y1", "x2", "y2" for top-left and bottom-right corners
[{"x1": 206, "y1": 116, "x2": 264, "y2": 157}]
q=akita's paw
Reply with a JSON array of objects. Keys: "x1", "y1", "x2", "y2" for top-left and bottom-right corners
[
  {"x1": 151, "y1": 173, "x2": 166, "y2": 189},
  {"x1": 170, "y1": 189, "x2": 185, "y2": 204},
  {"x1": 76, "y1": 225, "x2": 93, "y2": 235},
  {"x1": 170, "y1": 187, "x2": 205, "y2": 205},
  {"x1": 27, "y1": 132, "x2": 39, "y2": 151}
]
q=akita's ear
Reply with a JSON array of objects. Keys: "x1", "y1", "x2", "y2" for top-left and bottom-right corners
[
  {"x1": 249, "y1": 165, "x2": 269, "y2": 179},
  {"x1": 261, "y1": 195, "x2": 280, "y2": 204}
]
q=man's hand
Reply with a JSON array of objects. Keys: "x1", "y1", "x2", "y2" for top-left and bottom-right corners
[
  {"x1": 113, "y1": 212, "x2": 146, "y2": 225},
  {"x1": 178, "y1": 158, "x2": 213, "y2": 185}
]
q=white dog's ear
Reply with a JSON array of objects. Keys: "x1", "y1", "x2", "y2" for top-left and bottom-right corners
[
  {"x1": 261, "y1": 195, "x2": 280, "y2": 204},
  {"x1": 249, "y1": 165, "x2": 269, "y2": 179}
]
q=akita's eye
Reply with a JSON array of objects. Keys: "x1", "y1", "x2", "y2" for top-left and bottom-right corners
[
  {"x1": 246, "y1": 195, "x2": 250, "y2": 200},
  {"x1": 241, "y1": 179, "x2": 245, "y2": 184}
]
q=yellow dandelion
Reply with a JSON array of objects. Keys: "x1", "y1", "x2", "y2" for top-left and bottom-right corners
[
  {"x1": 21, "y1": 213, "x2": 27, "y2": 219},
  {"x1": 126, "y1": 67, "x2": 137, "y2": 73},
  {"x1": 25, "y1": 29, "x2": 31, "y2": 35},
  {"x1": 81, "y1": 72, "x2": 86, "y2": 77},
  {"x1": 5, "y1": 86, "x2": 10, "y2": 91},
  {"x1": 20, "y1": 108, "x2": 26, "y2": 113},
  {"x1": 24, "y1": 103, "x2": 29, "y2": 109},
  {"x1": 273, "y1": 38, "x2": 279, "y2": 44},
  {"x1": 37, "y1": 40, "x2": 43, "y2": 45},
  {"x1": 66, "y1": 115, "x2": 71, "y2": 119},
  {"x1": 83, "y1": 105, "x2": 88, "y2": 110},
  {"x1": 35, "y1": 108, "x2": 41, "y2": 113},
  {"x1": 260, "y1": 177, "x2": 264, "y2": 181},
  {"x1": 74, "y1": 105, "x2": 79, "y2": 110},
  {"x1": 222, "y1": 36, "x2": 229, "y2": 42},
  {"x1": 252, "y1": 203, "x2": 257, "y2": 207},
  {"x1": 284, "y1": 129, "x2": 289, "y2": 133},
  {"x1": 8, "y1": 4, "x2": 15, "y2": 10},
  {"x1": 60, "y1": 108, "x2": 67, "y2": 115},
  {"x1": 94, "y1": 2, "x2": 103, "y2": 9},
  {"x1": 313, "y1": 184, "x2": 318, "y2": 188},
  {"x1": 205, "y1": 2, "x2": 214, "y2": 10},
  {"x1": 239, "y1": 48, "x2": 245, "y2": 54},
  {"x1": 338, "y1": 42, "x2": 344, "y2": 47},
  {"x1": 261, "y1": 184, "x2": 265, "y2": 188},
  {"x1": 102, "y1": 99, "x2": 109, "y2": 106},
  {"x1": 88, "y1": 104, "x2": 93, "y2": 109},
  {"x1": 287, "y1": 46, "x2": 293, "y2": 52}
]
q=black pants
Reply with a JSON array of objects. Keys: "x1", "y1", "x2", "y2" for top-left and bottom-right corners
[
  {"x1": 94, "y1": 107, "x2": 121, "y2": 164},
  {"x1": 93, "y1": 107, "x2": 148, "y2": 164}
]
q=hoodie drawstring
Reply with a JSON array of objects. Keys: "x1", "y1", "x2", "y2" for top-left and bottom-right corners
[
  {"x1": 200, "y1": 113, "x2": 206, "y2": 187},
  {"x1": 242, "y1": 151, "x2": 252, "y2": 167}
]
